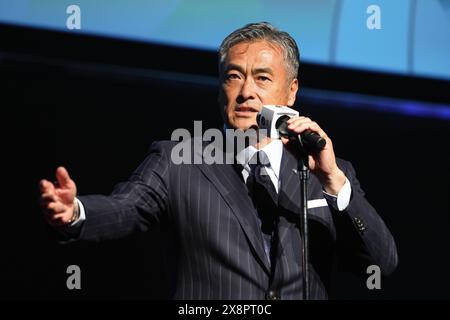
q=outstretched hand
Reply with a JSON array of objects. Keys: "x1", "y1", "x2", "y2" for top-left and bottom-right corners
[{"x1": 39, "y1": 166, "x2": 78, "y2": 226}]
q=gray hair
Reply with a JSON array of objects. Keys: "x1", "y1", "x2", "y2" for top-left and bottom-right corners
[{"x1": 218, "y1": 22, "x2": 300, "y2": 81}]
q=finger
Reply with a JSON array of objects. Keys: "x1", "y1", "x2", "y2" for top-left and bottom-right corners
[
  {"x1": 41, "y1": 192, "x2": 58, "y2": 203},
  {"x1": 47, "y1": 211, "x2": 69, "y2": 221},
  {"x1": 287, "y1": 117, "x2": 312, "y2": 127},
  {"x1": 45, "y1": 206, "x2": 66, "y2": 216},
  {"x1": 47, "y1": 210, "x2": 75, "y2": 226},
  {"x1": 46, "y1": 202, "x2": 67, "y2": 214},
  {"x1": 46, "y1": 215, "x2": 70, "y2": 227},
  {"x1": 288, "y1": 121, "x2": 325, "y2": 136},
  {"x1": 287, "y1": 118, "x2": 319, "y2": 134},
  {"x1": 39, "y1": 179, "x2": 55, "y2": 193},
  {"x1": 287, "y1": 116, "x2": 307, "y2": 124},
  {"x1": 55, "y1": 188, "x2": 76, "y2": 204},
  {"x1": 40, "y1": 189, "x2": 59, "y2": 208},
  {"x1": 308, "y1": 155, "x2": 316, "y2": 170},
  {"x1": 56, "y1": 166, "x2": 72, "y2": 188}
]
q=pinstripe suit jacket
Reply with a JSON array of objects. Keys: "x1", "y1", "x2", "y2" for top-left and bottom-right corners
[{"x1": 77, "y1": 140, "x2": 398, "y2": 299}]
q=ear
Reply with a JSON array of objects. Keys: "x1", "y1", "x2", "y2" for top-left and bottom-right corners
[{"x1": 287, "y1": 78, "x2": 299, "y2": 107}]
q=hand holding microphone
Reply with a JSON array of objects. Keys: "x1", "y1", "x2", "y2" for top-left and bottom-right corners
[
  {"x1": 256, "y1": 105, "x2": 325, "y2": 154},
  {"x1": 257, "y1": 105, "x2": 346, "y2": 195}
]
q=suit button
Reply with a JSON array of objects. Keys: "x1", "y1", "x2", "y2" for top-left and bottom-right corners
[
  {"x1": 266, "y1": 291, "x2": 280, "y2": 300},
  {"x1": 353, "y1": 217, "x2": 366, "y2": 233}
]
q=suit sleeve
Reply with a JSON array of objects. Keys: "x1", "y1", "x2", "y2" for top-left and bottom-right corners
[
  {"x1": 75, "y1": 141, "x2": 171, "y2": 242},
  {"x1": 334, "y1": 160, "x2": 398, "y2": 276}
]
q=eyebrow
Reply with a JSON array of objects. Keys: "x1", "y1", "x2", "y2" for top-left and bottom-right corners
[
  {"x1": 224, "y1": 64, "x2": 274, "y2": 76},
  {"x1": 253, "y1": 67, "x2": 274, "y2": 76},
  {"x1": 224, "y1": 64, "x2": 245, "y2": 75}
]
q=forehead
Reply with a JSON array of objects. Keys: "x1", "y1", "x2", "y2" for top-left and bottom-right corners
[{"x1": 224, "y1": 40, "x2": 285, "y2": 67}]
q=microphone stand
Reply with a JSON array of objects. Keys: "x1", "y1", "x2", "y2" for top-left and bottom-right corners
[
  {"x1": 283, "y1": 128, "x2": 316, "y2": 300},
  {"x1": 284, "y1": 132, "x2": 312, "y2": 300},
  {"x1": 296, "y1": 143, "x2": 310, "y2": 300},
  {"x1": 271, "y1": 113, "x2": 325, "y2": 300}
]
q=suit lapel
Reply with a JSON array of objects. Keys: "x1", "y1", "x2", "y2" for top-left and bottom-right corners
[{"x1": 196, "y1": 161, "x2": 271, "y2": 274}]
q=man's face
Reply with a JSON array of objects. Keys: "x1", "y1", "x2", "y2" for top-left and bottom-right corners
[{"x1": 218, "y1": 40, "x2": 298, "y2": 131}]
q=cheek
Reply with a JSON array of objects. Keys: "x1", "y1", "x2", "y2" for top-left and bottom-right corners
[
  {"x1": 256, "y1": 85, "x2": 276, "y2": 100},
  {"x1": 270, "y1": 87, "x2": 290, "y2": 104},
  {"x1": 221, "y1": 86, "x2": 238, "y2": 109},
  {"x1": 219, "y1": 91, "x2": 234, "y2": 119},
  {"x1": 219, "y1": 85, "x2": 233, "y2": 103}
]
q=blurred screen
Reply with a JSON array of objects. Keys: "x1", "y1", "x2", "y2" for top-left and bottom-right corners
[{"x1": 0, "y1": 0, "x2": 449, "y2": 81}]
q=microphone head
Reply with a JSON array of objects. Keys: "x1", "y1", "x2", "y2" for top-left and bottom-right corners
[
  {"x1": 256, "y1": 112, "x2": 262, "y2": 127},
  {"x1": 275, "y1": 115, "x2": 291, "y2": 137},
  {"x1": 257, "y1": 105, "x2": 298, "y2": 139}
]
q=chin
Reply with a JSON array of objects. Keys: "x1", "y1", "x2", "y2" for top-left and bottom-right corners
[{"x1": 228, "y1": 117, "x2": 257, "y2": 131}]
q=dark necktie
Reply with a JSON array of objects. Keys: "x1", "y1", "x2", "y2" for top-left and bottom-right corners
[{"x1": 246, "y1": 151, "x2": 278, "y2": 264}]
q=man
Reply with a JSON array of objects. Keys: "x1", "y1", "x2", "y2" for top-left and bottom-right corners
[{"x1": 39, "y1": 22, "x2": 398, "y2": 299}]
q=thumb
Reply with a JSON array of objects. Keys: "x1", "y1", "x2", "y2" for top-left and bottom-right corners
[{"x1": 56, "y1": 166, "x2": 73, "y2": 188}]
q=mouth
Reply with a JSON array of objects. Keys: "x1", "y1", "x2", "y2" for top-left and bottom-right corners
[{"x1": 234, "y1": 105, "x2": 259, "y2": 116}]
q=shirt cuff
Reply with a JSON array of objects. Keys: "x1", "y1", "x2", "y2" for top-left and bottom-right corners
[
  {"x1": 322, "y1": 177, "x2": 352, "y2": 211},
  {"x1": 54, "y1": 198, "x2": 86, "y2": 238},
  {"x1": 69, "y1": 198, "x2": 86, "y2": 227}
]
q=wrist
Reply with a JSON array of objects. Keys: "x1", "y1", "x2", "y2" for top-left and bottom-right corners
[
  {"x1": 67, "y1": 199, "x2": 80, "y2": 224},
  {"x1": 322, "y1": 168, "x2": 346, "y2": 196}
]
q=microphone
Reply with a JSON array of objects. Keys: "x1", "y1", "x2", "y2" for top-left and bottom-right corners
[
  {"x1": 256, "y1": 105, "x2": 326, "y2": 153},
  {"x1": 275, "y1": 115, "x2": 326, "y2": 153}
]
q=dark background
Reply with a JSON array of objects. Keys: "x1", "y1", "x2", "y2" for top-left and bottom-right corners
[{"x1": 1, "y1": 24, "x2": 449, "y2": 300}]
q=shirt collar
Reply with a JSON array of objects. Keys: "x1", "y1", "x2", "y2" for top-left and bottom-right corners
[{"x1": 235, "y1": 139, "x2": 283, "y2": 179}]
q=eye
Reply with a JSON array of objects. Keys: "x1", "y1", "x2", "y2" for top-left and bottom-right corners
[
  {"x1": 226, "y1": 73, "x2": 240, "y2": 80},
  {"x1": 257, "y1": 75, "x2": 271, "y2": 82}
]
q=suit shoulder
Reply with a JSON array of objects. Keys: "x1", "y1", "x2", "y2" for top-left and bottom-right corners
[
  {"x1": 336, "y1": 157, "x2": 355, "y2": 175},
  {"x1": 148, "y1": 140, "x2": 178, "y2": 153}
]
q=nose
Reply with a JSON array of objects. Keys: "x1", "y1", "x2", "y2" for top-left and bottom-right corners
[{"x1": 237, "y1": 77, "x2": 255, "y2": 103}]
